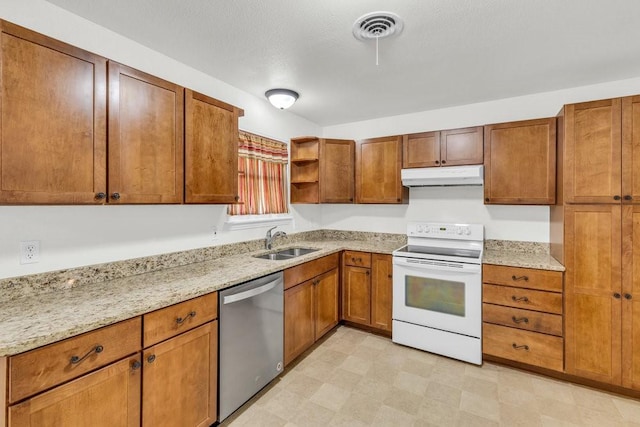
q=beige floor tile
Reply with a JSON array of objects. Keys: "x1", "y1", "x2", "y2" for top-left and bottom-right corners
[
  {"x1": 382, "y1": 387, "x2": 423, "y2": 416},
  {"x1": 456, "y1": 410, "x2": 499, "y2": 427},
  {"x1": 424, "y1": 380, "x2": 462, "y2": 407},
  {"x1": 459, "y1": 390, "x2": 501, "y2": 422},
  {"x1": 499, "y1": 402, "x2": 542, "y2": 426},
  {"x1": 394, "y1": 370, "x2": 430, "y2": 395},
  {"x1": 613, "y1": 396, "x2": 640, "y2": 421},
  {"x1": 223, "y1": 326, "x2": 640, "y2": 427},
  {"x1": 371, "y1": 404, "x2": 418, "y2": 427},
  {"x1": 326, "y1": 367, "x2": 363, "y2": 391},
  {"x1": 309, "y1": 383, "x2": 351, "y2": 412}
]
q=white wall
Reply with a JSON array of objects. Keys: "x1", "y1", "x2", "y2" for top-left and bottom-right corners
[
  {"x1": 0, "y1": 0, "x2": 322, "y2": 279},
  {"x1": 321, "y1": 77, "x2": 640, "y2": 241}
]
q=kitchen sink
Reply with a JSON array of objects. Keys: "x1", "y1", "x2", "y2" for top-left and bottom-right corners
[
  {"x1": 252, "y1": 247, "x2": 319, "y2": 260},
  {"x1": 274, "y1": 247, "x2": 319, "y2": 257}
]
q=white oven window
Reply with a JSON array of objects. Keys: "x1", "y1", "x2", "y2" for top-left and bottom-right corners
[{"x1": 405, "y1": 275, "x2": 465, "y2": 317}]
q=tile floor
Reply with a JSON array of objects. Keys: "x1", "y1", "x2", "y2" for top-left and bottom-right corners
[{"x1": 221, "y1": 326, "x2": 640, "y2": 426}]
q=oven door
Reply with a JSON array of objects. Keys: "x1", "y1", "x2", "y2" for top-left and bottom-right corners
[{"x1": 392, "y1": 256, "x2": 482, "y2": 338}]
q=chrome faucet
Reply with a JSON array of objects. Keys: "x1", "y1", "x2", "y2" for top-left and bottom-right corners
[{"x1": 265, "y1": 226, "x2": 287, "y2": 250}]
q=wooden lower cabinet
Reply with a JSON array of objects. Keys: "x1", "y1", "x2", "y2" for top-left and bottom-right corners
[
  {"x1": 284, "y1": 260, "x2": 340, "y2": 366},
  {"x1": 341, "y1": 252, "x2": 392, "y2": 333},
  {"x1": 482, "y1": 264, "x2": 564, "y2": 372},
  {"x1": 142, "y1": 322, "x2": 217, "y2": 427},
  {"x1": 9, "y1": 355, "x2": 141, "y2": 427}
]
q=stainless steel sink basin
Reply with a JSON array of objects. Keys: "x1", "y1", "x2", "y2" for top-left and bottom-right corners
[
  {"x1": 252, "y1": 247, "x2": 319, "y2": 260},
  {"x1": 274, "y1": 247, "x2": 319, "y2": 257}
]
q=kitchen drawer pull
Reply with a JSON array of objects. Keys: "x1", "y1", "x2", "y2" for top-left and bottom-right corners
[
  {"x1": 511, "y1": 275, "x2": 529, "y2": 281},
  {"x1": 511, "y1": 295, "x2": 529, "y2": 302},
  {"x1": 176, "y1": 311, "x2": 196, "y2": 324},
  {"x1": 512, "y1": 343, "x2": 530, "y2": 351},
  {"x1": 625, "y1": 293, "x2": 633, "y2": 300},
  {"x1": 70, "y1": 344, "x2": 104, "y2": 365},
  {"x1": 147, "y1": 354, "x2": 156, "y2": 364},
  {"x1": 511, "y1": 316, "x2": 529, "y2": 324},
  {"x1": 131, "y1": 360, "x2": 142, "y2": 370},
  {"x1": 613, "y1": 293, "x2": 621, "y2": 299},
  {"x1": 624, "y1": 195, "x2": 633, "y2": 201},
  {"x1": 352, "y1": 257, "x2": 362, "y2": 263}
]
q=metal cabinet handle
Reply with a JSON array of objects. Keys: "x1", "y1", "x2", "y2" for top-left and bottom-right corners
[
  {"x1": 511, "y1": 275, "x2": 529, "y2": 281},
  {"x1": 131, "y1": 360, "x2": 142, "y2": 370},
  {"x1": 614, "y1": 195, "x2": 621, "y2": 201},
  {"x1": 95, "y1": 192, "x2": 106, "y2": 200},
  {"x1": 111, "y1": 192, "x2": 121, "y2": 200},
  {"x1": 441, "y1": 160, "x2": 446, "y2": 164},
  {"x1": 147, "y1": 354, "x2": 156, "y2": 364},
  {"x1": 511, "y1": 296, "x2": 529, "y2": 302},
  {"x1": 511, "y1": 316, "x2": 529, "y2": 324},
  {"x1": 387, "y1": 274, "x2": 392, "y2": 279},
  {"x1": 234, "y1": 195, "x2": 240, "y2": 201},
  {"x1": 70, "y1": 345, "x2": 104, "y2": 364},
  {"x1": 366, "y1": 271, "x2": 370, "y2": 276},
  {"x1": 624, "y1": 293, "x2": 632, "y2": 300},
  {"x1": 435, "y1": 160, "x2": 440, "y2": 165},
  {"x1": 176, "y1": 311, "x2": 196, "y2": 324},
  {"x1": 312, "y1": 279, "x2": 319, "y2": 286},
  {"x1": 614, "y1": 293, "x2": 621, "y2": 299},
  {"x1": 624, "y1": 195, "x2": 633, "y2": 201},
  {"x1": 485, "y1": 198, "x2": 490, "y2": 202},
  {"x1": 512, "y1": 343, "x2": 530, "y2": 351}
]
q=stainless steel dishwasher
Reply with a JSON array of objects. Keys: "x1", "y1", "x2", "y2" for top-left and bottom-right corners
[{"x1": 218, "y1": 271, "x2": 284, "y2": 422}]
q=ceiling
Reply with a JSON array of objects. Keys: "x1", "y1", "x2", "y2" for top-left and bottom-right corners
[{"x1": 47, "y1": 0, "x2": 640, "y2": 126}]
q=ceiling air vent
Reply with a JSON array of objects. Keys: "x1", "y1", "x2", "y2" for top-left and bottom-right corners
[{"x1": 352, "y1": 11, "x2": 404, "y2": 41}]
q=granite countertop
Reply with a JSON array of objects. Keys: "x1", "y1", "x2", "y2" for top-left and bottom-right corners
[
  {"x1": 0, "y1": 233, "x2": 565, "y2": 357},
  {"x1": 0, "y1": 238, "x2": 401, "y2": 357}
]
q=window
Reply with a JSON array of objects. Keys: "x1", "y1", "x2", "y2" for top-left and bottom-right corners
[{"x1": 227, "y1": 130, "x2": 289, "y2": 217}]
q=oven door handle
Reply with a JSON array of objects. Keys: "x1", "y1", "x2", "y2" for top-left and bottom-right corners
[{"x1": 393, "y1": 258, "x2": 481, "y2": 275}]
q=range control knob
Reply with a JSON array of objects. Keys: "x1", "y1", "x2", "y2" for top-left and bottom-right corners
[
  {"x1": 417, "y1": 225, "x2": 424, "y2": 233},
  {"x1": 456, "y1": 227, "x2": 463, "y2": 235},
  {"x1": 465, "y1": 227, "x2": 471, "y2": 235},
  {"x1": 424, "y1": 226, "x2": 430, "y2": 234}
]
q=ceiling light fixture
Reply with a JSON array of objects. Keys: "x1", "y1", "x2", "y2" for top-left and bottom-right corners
[{"x1": 265, "y1": 88, "x2": 299, "y2": 110}]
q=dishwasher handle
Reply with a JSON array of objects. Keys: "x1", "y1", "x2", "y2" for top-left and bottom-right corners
[{"x1": 223, "y1": 280, "x2": 279, "y2": 305}]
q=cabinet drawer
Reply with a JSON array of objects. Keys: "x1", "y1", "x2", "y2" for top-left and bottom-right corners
[
  {"x1": 483, "y1": 264, "x2": 562, "y2": 292},
  {"x1": 344, "y1": 251, "x2": 372, "y2": 268},
  {"x1": 9, "y1": 317, "x2": 141, "y2": 403},
  {"x1": 483, "y1": 303, "x2": 562, "y2": 336},
  {"x1": 483, "y1": 323, "x2": 563, "y2": 371},
  {"x1": 284, "y1": 253, "x2": 340, "y2": 290},
  {"x1": 144, "y1": 292, "x2": 218, "y2": 347},
  {"x1": 483, "y1": 283, "x2": 562, "y2": 314}
]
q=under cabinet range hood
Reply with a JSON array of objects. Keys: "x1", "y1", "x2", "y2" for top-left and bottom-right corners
[{"x1": 401, "y1": 165, "x2": 484, "y2": 187}]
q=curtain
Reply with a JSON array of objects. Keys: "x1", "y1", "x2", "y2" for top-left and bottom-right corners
[{"x1": 228, "y1": 131, "x2": 289, "y2": 215}]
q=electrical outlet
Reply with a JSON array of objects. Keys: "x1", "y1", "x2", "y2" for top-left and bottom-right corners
[
  {"x1": 20, "y1": 240, "x2": 40, "y2": 264},
  {"x1": 212, "y1": 226, "x2": 218, "y2": 240}
]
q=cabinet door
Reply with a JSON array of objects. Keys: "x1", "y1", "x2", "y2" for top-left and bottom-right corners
[
  {"x1": 564, "y1": 205, "x2": 622, "y2": 384},
  {"x1": 440, "y1": 126, "x2": 484, "y2": 166},
  {"x1": 356, "y1": 136, "x2": 408, "y2": 204},
  {"x1": 402, "y1": 132, "x2": 440, "y2": 168},
  {"x1": 342, "y1": 265, "x2": 371, "y2": 325},
  {"x1": 108, "y1": 62, "x2": 184, "y2": 204},
  {"x1": 284, "y1": 281, "x2": 315, "y2": 366},
  {"x1": 371, "y1": 254, "x2": 393, "y2": 332},
  {"x1": 320, "y1": 139, "x2": 354, "y2": 203},
  {"x1": 0, "y1": 21, "x2": 107, "y2": 204},
  {"x1": 623, "y1": 205, "x2": 640, "y2": 390},
  {"x1": 314, "y1": 268, "x2": 339, "y2": 340},
  {"x1": 564, "y1": 99, "x2": 622, "y2": 204},
  {"x1": 185, "y1": 89, "x2": 241, "y2": 204},
  {"x1": 142, "y1": 322, "x2": 217, "y2": 427},
  {"x1": 622, "y1": 96, "x2": 640, "y2": 204},
  {"x1": 484, "y1": 118, "x2": 556, "y2": 204},
  {"x1": 9, "y1": 356, "x2": 140, "y2": 427}
]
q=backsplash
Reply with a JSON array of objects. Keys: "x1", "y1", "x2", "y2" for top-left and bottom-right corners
[{"x1": 0, "y1": 230, "x2": 406, "y2": 295}]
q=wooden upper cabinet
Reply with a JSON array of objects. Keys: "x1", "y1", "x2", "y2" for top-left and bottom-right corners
[
  {"x1": 108, "y1": 62, "x2": 184, "y2": 204},
  {"x1": 320, "y1": 139, "x2": 355, "y2": 203},
  {"x1": 484, "y1": 118, "x2": 556, "y2": 205},
  {"x1": 0, "y1": 21, "x2": 107, "y2": 204},
  {"x1": 403, "y1": 131, "x2": 440, "y2": 168},
  {"x1": 563, "y1": 99, "x2": 622, "y2": 204},
  {"x1": 440, "y1": 126, "x2": 484, "y2": 166},
  {"x1": 356, "y1": 136, "x2": 408, "y2": 204},
  {"x1": 622, "y1": 96, "x2": 640, "y2": 204},
  {"x1": 185, "y1": 89, "x2": 243, "y2": 204},
  {"x1": 290, "y1": 137, "x2": 354, "y2": 204},
  {"x1": 564, "y1": 204, "x2": 622, "y2": 385},
  {"x1": 402, "y1": 127, "x2": 483, "y2": 168}
]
